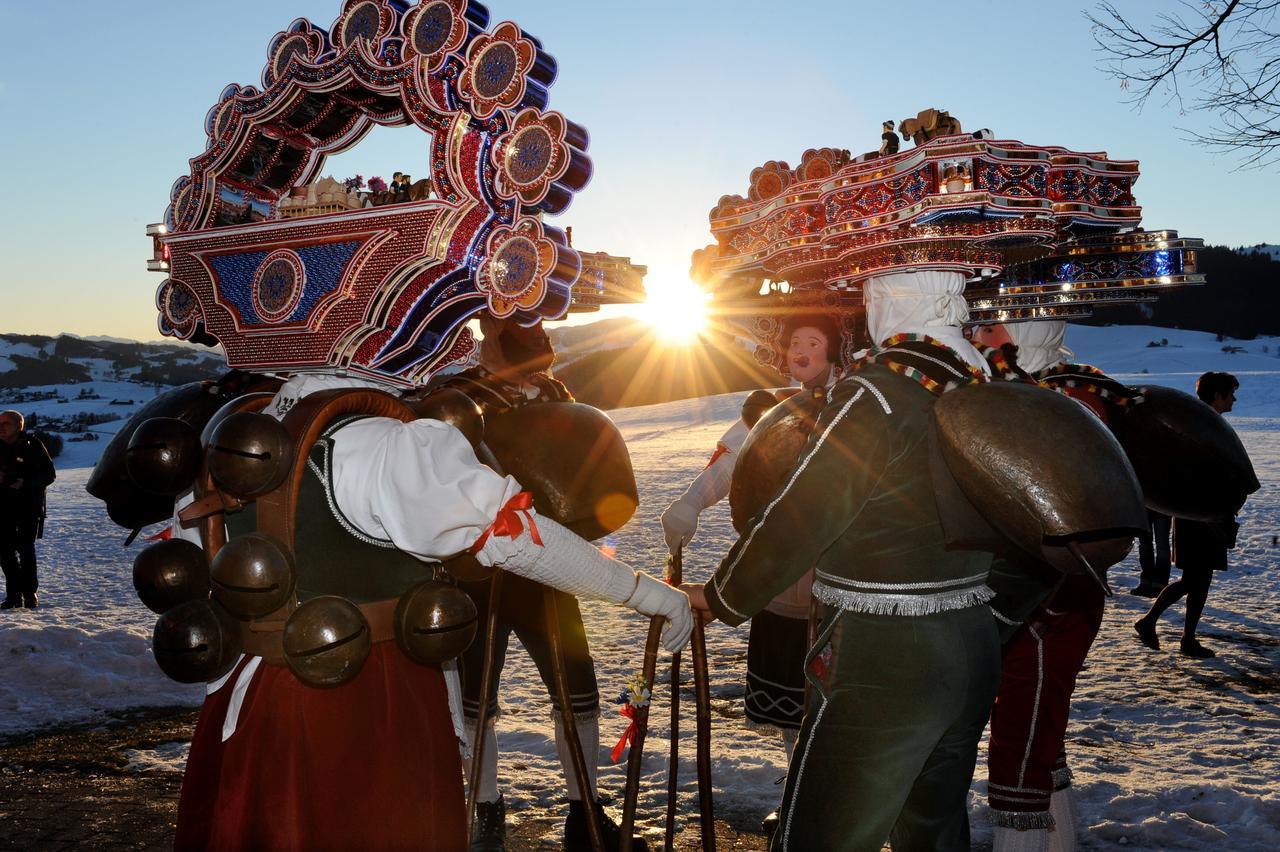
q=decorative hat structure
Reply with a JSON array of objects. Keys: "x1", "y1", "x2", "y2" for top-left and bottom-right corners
[
  {"x1": 693, "y1": 118, "x2": 1204, "y2": 361},
  {"x1": 147, "y1": 0, "x2": 592, "y2": 386}
]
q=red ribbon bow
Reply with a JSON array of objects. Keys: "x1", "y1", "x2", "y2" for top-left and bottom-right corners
[
  {"x1": 470, "y1": 491, "x2": 542, "y2": 555},
  {"x1": 610, "y1": 703, "x2": 639, "y2": 763}
]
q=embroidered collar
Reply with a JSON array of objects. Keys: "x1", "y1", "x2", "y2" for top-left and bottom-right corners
[
  {"x1": 1035, "y1": 363, "x2": 1145, "y2": 407},
  {"x1": 974, "y1": 342, "x2": 1037, "y2": 384},
  {"x1": 863, "y1": 334, "x2": 990, "y2": 396}
]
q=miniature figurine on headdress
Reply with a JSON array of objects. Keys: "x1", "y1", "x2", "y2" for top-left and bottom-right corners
[{"x1": 879, "y1": 120, "x2": 899, "y2": 156}]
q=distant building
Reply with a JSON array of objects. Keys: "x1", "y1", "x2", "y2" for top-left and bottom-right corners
[
  {"x1": 1235, "y1": 243, "x2": 1280, "y2": 262},
  {"x1": 570, "y1": 250, "x2": 648, "y2": 312}
]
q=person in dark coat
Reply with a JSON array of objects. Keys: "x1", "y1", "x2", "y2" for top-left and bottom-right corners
[
  {"x1": 0, "y1": 410, "x2": 56, "y2": 609},
  {"x1": 1134, "y1": 372, "x2": 1241, "y2": 658},
  {"x1": 1132, "y1": 510, "x2": 1172, "y2": 597}
]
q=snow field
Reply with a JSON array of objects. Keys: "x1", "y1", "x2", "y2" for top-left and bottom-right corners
[{"x1": 0, "y1": 325, "x2": 1277, "y2": 848}]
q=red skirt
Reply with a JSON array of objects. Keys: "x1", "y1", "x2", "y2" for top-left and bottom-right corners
[{"x1": 175, "y1": 643, "x2": 465, "y2": 851}]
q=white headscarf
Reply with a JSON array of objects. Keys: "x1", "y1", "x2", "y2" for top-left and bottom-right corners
[
  {"x1": 864, "y1": 271, "x2": 989, "y2": 373},
  {"x1": 268, "y1": 372, "x2": 397, "y2": 420},
  {"x1": 1005, "y1": 320, "x2": 1071, "y2": 374}
]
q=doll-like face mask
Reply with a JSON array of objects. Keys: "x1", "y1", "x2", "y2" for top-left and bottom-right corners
[
  {"x1": 968, "y1": 323, "x2": 1013, "y2": 350},
  {"x1": 787, "y1": 325, "x2": 831, "y2": 385}
]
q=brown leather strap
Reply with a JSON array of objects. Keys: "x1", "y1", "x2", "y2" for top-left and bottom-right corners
[
  {"x1": 178, "y1": 491, "x2": 244, "y2": 524},
  {"x1": 191, "y1": 392, "x2": 276, "y2": 559},
  {"x1": 256, "y1": 389, "x2": 417, "y2": 552},
  {"x1": 243, "y1": 597, "x2": 400, "y2": 668}
]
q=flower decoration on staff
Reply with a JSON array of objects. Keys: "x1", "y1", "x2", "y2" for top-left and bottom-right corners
[
  {"x1": 458, "y1": 22, "x2": 538, "y2": 120},
  {"x1": 476, "y1": 218, "x2": 565, "y2": 318},
  {"x1": 611, "y1": 671, "x2": 652, "y2": 763},
  {"x1": 491, "y1": 108, "x2": 572, "y2": 207},
  {"x1": 343, "y1": 175, "x2": 365, "y2": 192},
  {"x1": 400, "y1": 0, "x2": 472, "y2": 72}
]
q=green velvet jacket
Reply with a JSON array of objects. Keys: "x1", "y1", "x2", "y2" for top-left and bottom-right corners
[{"x1": 705, "y1": 362, "x2": 993, "y2": 626}]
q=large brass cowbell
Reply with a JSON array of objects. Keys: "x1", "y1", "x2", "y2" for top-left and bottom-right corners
[{"x1": 206, "y1": 412, "x2": 293, "y2": 499}]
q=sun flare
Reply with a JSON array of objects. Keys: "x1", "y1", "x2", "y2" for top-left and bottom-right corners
[{"x1": 639, "y1": 281, "x2": 710, "y2": 345}]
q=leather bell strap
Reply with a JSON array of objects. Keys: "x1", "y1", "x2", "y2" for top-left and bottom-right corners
[
  {"x1": 241, "y1": 597, "x2": 400, "y2": 667},
  {"x1": 177, "y1": 490, "x2": 245, "y2": 524},
  {"x1": 469, "y1": 491, "x2": 542, "y2": 555}
]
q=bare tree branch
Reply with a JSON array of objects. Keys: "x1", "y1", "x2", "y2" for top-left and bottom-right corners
[{"x1": 1089, "y1": 1, "x2": 1280, "y2": 169}]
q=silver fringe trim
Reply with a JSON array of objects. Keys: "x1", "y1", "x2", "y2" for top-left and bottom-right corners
[
  {"x1": 989, "y1": 808, "x2": 1056, "y2": 830},
  {"x1": 812, "y1": 581, "x2": 994, "y2": 616},
  {"x1": 1052, "y1": 765, "x2": 1074, "y2": 790}
]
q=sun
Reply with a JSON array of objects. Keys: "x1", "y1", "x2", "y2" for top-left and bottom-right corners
[{"x1": 639, "y1": 280, "x2": 710, "y2": 345}]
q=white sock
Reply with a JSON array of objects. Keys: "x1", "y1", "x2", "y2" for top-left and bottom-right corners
[
  {"x1": 463, "y1": 726, "x2": 500, "y2": 804},
  {"x1": 781, "y1": 727, "x2": 799, "y2": 763},
  {"x1": 556, "y1": 714, "x2": 600, "y2": 801},
  {"x1": 1048, "y1": 788, "x2": 1078, "y2": 852},
  {"x1": 993, "y1": 826, "x2": 1051, "y2": 852}
]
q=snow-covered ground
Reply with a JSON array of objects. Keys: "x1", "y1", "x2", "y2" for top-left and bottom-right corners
[{"x1": 1, "y1": 325, "x2": 1277, "y2": 849}]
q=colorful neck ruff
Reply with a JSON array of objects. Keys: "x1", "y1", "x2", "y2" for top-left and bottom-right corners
[{"x1": 864, "y1": 333, "x2": 989, "y2": 396}]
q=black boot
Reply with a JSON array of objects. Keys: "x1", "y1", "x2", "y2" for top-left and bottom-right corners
[
  {"x1": 1180, "y1": 637, "x2": 1216, "y2": 659},
  {"x1": 0, "y1": 598, "x2": 19, "y2": 610},
  {"x1": 564, "y1": 799, "x2": 648, "y2": 852},
  {"x1": 761, "y1": 810, "x2": 780, "y2": 835},
  {"x1": 470, "y1": 795, "x2": 506, "y2": 852},
  {"x1": 1134, "y1": 617, "x2": 1159, "y2": 650},
  {"x1": 23, "y1": 593, "x2": 37, "y2": 609}
]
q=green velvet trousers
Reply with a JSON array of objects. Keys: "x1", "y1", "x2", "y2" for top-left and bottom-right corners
[{"x1": 770, "y1": 604, "x2": 1000, "y2": 852}]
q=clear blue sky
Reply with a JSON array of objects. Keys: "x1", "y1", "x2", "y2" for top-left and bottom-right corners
[{"x1": 1, "y1": 1, "x2": 1275, "y2": 343}]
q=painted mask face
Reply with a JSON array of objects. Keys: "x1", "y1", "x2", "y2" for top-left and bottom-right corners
[
  {"x1": 787, "y1": 326, "x2": 831, "y2": 385},
  {"x1": 969, "y1": 323, "x2": 1013, "y2": 350}
]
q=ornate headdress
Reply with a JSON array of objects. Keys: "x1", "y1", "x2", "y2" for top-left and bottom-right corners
[{"x1": 148, "y1": 0, "x2": 592, "y2": 387}]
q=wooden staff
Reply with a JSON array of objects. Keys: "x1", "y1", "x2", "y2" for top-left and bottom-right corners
[
  {"x1": 620, "y1": 614, "x2": 663, "y2": 849},
  {"x1": 466, "y1": 572, "x2": 503, "y2": 848},
  {"x1": 664, "y1": 548, "x2": 684, "y2": 851},
  {"x1": 544, "y1": 587, "x2": 605, "y2": 852},
  {"x1": 690, "y1": 615, "x2": 716, "y2": 851}
]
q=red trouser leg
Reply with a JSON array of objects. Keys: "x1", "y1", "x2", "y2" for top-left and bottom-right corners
[{"x1": 987, "y1": 588, "x2": 1103, "y2": 828}]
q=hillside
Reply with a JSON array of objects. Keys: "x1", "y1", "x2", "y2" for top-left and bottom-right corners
[
  {"x1": 0, "y1": 333, "x2": 223, "y2": 389},
  {"x1": 554, "y1": 331, "x2": 785, "y2": 409}
]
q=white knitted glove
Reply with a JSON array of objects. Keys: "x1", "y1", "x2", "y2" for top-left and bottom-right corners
[
  {"x1": 661, "y1": 497, "x2": 701, "y2": 554},
  {"x1": 625, "y1": 572, "x2": 693, "y2": 652}
]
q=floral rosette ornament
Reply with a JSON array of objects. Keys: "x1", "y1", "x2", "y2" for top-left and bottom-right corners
[
  {"x1": 331, "y1": 0, "x2": 398, "y2": 52},
  {"x1": 610, "y1": 671, "x2": 652, "y2": 763},
  {"x1": 458, "y1": 21, "x2": 539, "y2": 120},
  {"x1": 491, "y1": 108, "x2": 571, "y2": 206},
  {"x1": 400, "y1": 0, "x2": 471, "y2": 72},
  {"x1": 748, "y1": 160, "x2": 794, "y2": 202},
  {"x1": 477, "y1": 218, "x2": 561, "y2": 318},
  {"x1": 796, "y1": 147, "x2": 849, "y2": 183},
  {"x1": 261, "y1": 19, "x2": 328, "y2": 88}
]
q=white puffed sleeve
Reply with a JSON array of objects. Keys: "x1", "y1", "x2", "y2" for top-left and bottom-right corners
[{"x1": 327, "y1": 416, "x2": 524, "y2": 563}]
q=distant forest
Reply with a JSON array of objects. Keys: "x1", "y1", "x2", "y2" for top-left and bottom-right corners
[{"x1": 1081, "y1": 247, "x2": 1280, "y2": 339}]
